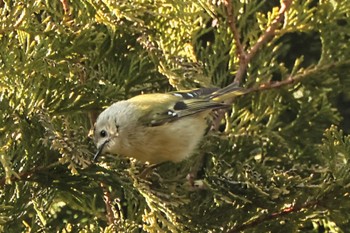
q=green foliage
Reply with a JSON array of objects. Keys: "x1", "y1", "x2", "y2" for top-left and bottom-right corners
[{"x1": 1, "y1": 0, "x2": 350, "y2": 232}]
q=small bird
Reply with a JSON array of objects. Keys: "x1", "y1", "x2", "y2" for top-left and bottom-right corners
[{"x1": 93, "y1": 83, "x2": 245, "y2": 164}]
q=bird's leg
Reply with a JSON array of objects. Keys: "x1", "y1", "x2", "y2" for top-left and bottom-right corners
[{"x1": 186, "y1": 153, "x2": 207, "y2": 190}]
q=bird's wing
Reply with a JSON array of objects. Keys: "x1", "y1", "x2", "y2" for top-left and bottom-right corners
[
  {"x1": 130, "y1": 89, "x2": 228, "y2": 127},
  {"x1": 143, "y1": 99, "x2": 228, "y2": 127}
]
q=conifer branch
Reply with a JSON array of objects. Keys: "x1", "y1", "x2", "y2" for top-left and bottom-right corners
[
  {"x1": 244, "y1": 60, "x2": 350, "y2": 94},
  {"x1": 213, "y1": 60, "x2": 349, "y2": 131},
  {"x1": 2, "y1": 1, "x2": 349, "y2": 231}
]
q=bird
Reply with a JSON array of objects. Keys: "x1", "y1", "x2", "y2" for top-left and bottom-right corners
[{"x1": 93, "y1": 83, "x2": 245, "y2": 164}]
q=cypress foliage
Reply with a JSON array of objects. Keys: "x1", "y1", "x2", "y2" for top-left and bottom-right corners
[{"x1": 1, "y1": 0, "x2": 350, "y2": 232}]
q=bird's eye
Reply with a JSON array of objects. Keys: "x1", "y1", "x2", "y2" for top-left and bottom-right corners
[{"x1": 100, "y1": 130, "x2": 107, "y2": 138}]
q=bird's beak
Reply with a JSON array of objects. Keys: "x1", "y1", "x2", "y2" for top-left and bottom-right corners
[{"x1": 93, "y1": 140, "x2": 109, "y2": 162}]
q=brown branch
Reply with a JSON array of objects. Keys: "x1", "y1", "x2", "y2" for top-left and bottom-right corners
[
  {"x1": 245, "y1": 74, "x2": 297, "y2": 94},
  {"x1": 60, "y1": 0, "x2": 69, "y2": 15},
  {"x1": 246, "y1": 0, "x2": 292, "y2": 62},
  {"x1": 226, "y1": 200, "x2": 319, "y2": 233},
  {"x1": 243, "y1": 59, "x2": 350, "y2": 95},
  {"x1": 223, "y1": 0, "x2": 293, "y2": 84}
]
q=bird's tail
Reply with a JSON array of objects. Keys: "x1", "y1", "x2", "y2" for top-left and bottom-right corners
[{"x1": 210, "y1": 82, "x2": 247, "y2": 102}]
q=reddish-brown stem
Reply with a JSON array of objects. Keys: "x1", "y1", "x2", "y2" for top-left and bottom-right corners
[
  {"x1": 246, "y1": 0, "x2": 292, "y2": 63},
  {"x1": 223, "y1": 0, "x2": 246, "y2": 61},
  {"x1": 226, "y1": 200, "x2": 319, "y2": 233},
  {"x1": 243, "y1": 59, "x2": 349, "y2": 95},
  {"x1": 224, "y1": 0, "x2": 293, "y2": 84},
  {"x1": 60, "y1": 0, "x2": 69, "y2": 15},
  {"x1": 100, "y1": 182, "x2": 115, "y2": 225}
]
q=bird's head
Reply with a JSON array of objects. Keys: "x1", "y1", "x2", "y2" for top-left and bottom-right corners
[{"x1": 93, "y1": 101, "x2": 137, "y2": 161}]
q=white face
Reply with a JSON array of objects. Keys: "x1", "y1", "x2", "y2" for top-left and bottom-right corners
[
  {"x1": 93, "y1": 101, "x2": 138, "y2": 160},
  {"x1": 93, "y1": 113, "x2": 119, "y2": 155}
]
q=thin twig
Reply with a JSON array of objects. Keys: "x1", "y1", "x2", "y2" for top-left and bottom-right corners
[
  {"x1": 223, "y1": 0, "x2": 293, "y2": 84},
  {"x1": 60, "y1": 0, "x2": 69, "y2": 15},
  {"x1": 243, "y1": 60, "x2": 350, "y2": 95},
  {"x1": 246, "y1": 0, "x2": 293, "y2": 62}
]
